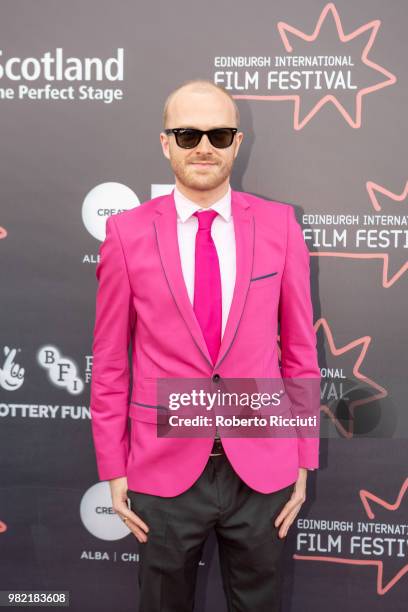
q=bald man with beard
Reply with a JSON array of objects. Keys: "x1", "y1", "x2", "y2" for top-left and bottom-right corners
[{"x1": 90, "y1": 78, "x2": 320, "y2": 612}]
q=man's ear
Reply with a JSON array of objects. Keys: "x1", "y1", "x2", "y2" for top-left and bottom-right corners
[
  {"x1": 160, "y1": 132, "x2": 171, "y2": 160},
  {"x1": 233, "y1": 131, "x2": 244, "y2": 158}
]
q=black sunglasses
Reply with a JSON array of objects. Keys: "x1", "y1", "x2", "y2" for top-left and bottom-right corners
[{"x1": 164, "y1": 127, "x2": 238, "y2": 149}]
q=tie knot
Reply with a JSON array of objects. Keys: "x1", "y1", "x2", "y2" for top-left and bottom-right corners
[{"x1": 194, "y1": 209, "x2": 219, "y2": 231}]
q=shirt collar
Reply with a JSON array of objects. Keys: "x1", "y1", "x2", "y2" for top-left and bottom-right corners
[{"x1": 173, "y1": 184, "x2": 232, "y2": 223}]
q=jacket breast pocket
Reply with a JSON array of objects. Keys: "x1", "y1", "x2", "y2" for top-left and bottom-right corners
[{"x1": 249, "y1": 271, "x2": 278, "y2": 288}]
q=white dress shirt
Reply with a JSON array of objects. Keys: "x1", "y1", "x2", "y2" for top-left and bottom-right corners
[{"x1": 173, "y1": 184, "x2": 236, "y2": 340}]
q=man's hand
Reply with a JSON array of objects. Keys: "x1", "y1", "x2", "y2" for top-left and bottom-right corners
[
  {"x1": 274, "y1": 468, "x2": 308, "y2": 539},
  {"x1": 109, "y1": 476, "x2": 150, "y2": 543}
]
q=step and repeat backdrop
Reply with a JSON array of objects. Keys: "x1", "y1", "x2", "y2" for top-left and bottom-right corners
[{"x1": 1, "y1": 0, "x2": 407, "y2": 610}]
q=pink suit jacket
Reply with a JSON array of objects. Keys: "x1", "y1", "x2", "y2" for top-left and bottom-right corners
[{"x1": 90, "y1": 189, "x2": 321, "y2": 496}]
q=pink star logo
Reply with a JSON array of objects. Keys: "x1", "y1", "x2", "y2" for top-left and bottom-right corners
[
  {"x1": 312, "y1": 179, "x2": 408, "y2": 287},
  {"x1": 294, "y1": 478, "x2": 408, "y2": 594},
  {"x1": 277, "y1": 317, "x2": 387, "y2": 439},
  {"x1": 315, "y1": 317, "x2": 387, "y2": 439},
  {"x1": 233, "y1": 3, "x2": 396, "y2": 129}
]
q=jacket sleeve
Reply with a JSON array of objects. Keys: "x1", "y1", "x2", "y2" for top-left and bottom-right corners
[
  {"x1": 90, "y1": 214, "x2": 136, "y2": 481},
  {"x1": 278, "y1": 205, "x2": 321, "y2": 469}
]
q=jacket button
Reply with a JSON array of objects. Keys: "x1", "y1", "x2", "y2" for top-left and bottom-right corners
[{"x1": 212, "y1": 374, "x2": 220, "y2": 382}]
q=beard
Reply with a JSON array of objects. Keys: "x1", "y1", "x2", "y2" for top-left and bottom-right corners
[{"x1": 169, "y1": 155, "x2": 233, "y2": 192}]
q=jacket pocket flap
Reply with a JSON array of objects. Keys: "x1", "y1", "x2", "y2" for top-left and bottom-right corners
[{"x1": 129, "y1": 402, "x2": 167, "y2": 423}]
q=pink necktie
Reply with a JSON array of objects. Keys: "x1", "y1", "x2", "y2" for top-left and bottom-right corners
[{"x1": 193, "y1": 210, "x2": 222, "y2": 365}]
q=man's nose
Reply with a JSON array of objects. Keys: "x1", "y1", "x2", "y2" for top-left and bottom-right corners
[{"x1": 195, "y1": 133, "x2": 213, "y2": 153}]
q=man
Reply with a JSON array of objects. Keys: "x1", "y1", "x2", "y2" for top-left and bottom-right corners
[{"x1": 90, "y1": 79, "x2": 320, "y2": 611}]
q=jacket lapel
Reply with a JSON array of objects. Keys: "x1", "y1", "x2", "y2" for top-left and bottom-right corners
[
  {"x1": 154, "y1": 191, "x2": 213, "y2": 367},
  {"x1": 153, "y1": 189, "x2": 254, "y2": 370}
]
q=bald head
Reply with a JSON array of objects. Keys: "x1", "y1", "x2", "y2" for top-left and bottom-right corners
[{"x1": 162, "y1": 79, "x2": 240, "y2": 129}]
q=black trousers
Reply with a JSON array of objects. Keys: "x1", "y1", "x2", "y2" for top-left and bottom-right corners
[{"x1": 127, "y1": 450, "x2": 295, "y2": 612}]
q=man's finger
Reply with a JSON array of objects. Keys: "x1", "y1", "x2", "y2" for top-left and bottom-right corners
[
  {"x1": 114, "y1": 502, "x2": 150, "y2": 533},
  {"x1": 125, "y1": 509, "x2": 150, "y2": 533},
  {"x1": 126, "y1": 522, "x2": 149, "y2": 543},
  {"x1": 274, "y1": 496, "x2": 300, "y2": 527},
  {"x1": 277, "y1": 506, "x2": 301, "y2": 539},
  {"x1": 120, "y1": 509, "x2": 149, "y2": 533}
]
